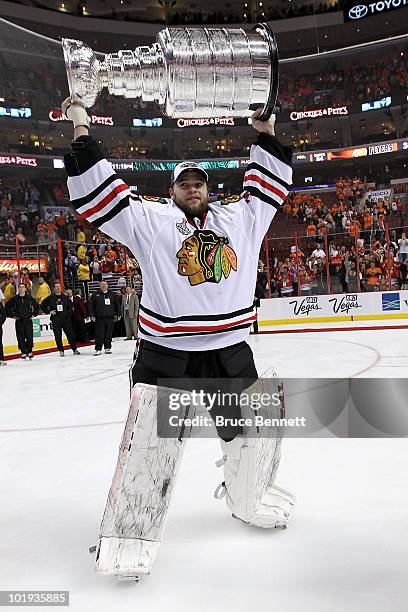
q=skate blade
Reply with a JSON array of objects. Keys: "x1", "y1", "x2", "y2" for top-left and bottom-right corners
[
  {"x1": 117, "y1": 574, "x2": 145, "y2": 582},
  {"x1": 232, "y1": 513, "x2": 288, "y2": 529}
]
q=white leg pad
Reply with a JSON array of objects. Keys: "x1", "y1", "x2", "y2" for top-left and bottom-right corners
[
  {"x1": 95, "y1": 383, "x2": 189, "y2": 578},
  {"x1": 96, "y1": 537, "x2": 160, "y2": 578},
  {"x1": 216, "y1": 370, "x2": 295, "y2": 528}
]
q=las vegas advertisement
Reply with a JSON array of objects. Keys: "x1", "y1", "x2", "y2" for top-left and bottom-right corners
[{"x1": 258, "y1": 291, "x2": 408, "y2": 327}]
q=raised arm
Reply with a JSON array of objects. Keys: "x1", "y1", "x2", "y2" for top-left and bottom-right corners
[
  {"x1": 61, "y1": 98, "x2": 143, "y2": 253},
  {"x1": 242, "y1": 111, "x2": 293, "y2": 242}
]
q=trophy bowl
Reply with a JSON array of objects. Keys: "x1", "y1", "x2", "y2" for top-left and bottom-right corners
[{"x1": 62, "y1": 38, "x2": 106, "y2": 109}]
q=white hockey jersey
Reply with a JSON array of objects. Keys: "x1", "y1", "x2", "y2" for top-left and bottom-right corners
[{"x1": 64, "y1": 133, "x2": 292, "y2": 351}]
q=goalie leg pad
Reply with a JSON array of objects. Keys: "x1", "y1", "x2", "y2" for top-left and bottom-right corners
[
  {"x1": 96, "y1": 537, "x2": 160, "y2": 579},
  {"x1": 215, "y1": 370, "x2": 295, "y2": 528},
  {"x1": 95, "y1": 383, "x2": 190, "y2": 577}
]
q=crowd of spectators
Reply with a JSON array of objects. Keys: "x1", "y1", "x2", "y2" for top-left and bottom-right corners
[
  {"x1": 0, "y1": 178, "x2": 144, "y2": 311},
  {"x1": 0, "y1": 180, "x2": 71, "y2": 245},
  {"x1": 258, "y1": 227, "x2": 408, "y2": 298},
  {"x1": 165, "y1": 3, "x2": 340, "y2": 25},
  {"x1": 62, "y1": 231, "x2": 134, "y2": 297},
  {"x1": 279, "y1": 48, "x2": 407, "y2": 112},
  {"x1": 0, "y1": 50, "x2": 66, "y2": 117},
  {"x1": 283, "y1": 176, "x2": 405, "y2": 237},
  {"x1": 10, "y1": 1, "x2": 339, "y2": 23},
  {"x1": 1, "y1": 181, "x2": 40, "y2": 244},
  {"x1": 257, "y1": 178, "x2": 408, "y2": 296}
]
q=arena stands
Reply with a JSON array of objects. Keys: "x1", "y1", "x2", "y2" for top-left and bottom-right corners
[{"x1": 5, "y1": 0, "x2": 341, "y2": 23}]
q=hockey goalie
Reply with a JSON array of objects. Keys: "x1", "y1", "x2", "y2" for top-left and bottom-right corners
[{"x1": 62, "y1": 97, "x2": 296, "y2": 580}]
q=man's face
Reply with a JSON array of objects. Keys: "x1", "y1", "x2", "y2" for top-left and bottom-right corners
[
  {"x1": 18, "y1": 284, "x2": 26, "y2": 296},
  {"x1": 54, "y1": 283, "x2": 61, "y2": 294},
  {"x1": 100, "y1": 281, "x2": 108, "y2": 293},
  {"x1": 176, "y1": 235, "x2": 201, "y2": 276},
  {"x1": 170, "y1": 171, "x2": 209, "y2": 218}
]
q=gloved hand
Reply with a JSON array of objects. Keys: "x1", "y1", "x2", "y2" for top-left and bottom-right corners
[{"x1": 61, "y1": 97, "x2": 90, "y2": 130}]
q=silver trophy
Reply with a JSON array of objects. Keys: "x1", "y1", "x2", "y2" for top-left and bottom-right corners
[{"x1": 62, "y1": 24, "x2": 279, "y2": 120}]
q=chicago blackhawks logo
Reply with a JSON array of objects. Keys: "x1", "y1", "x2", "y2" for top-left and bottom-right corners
[
  {"x1": 143, "y1": 195, "x2": 167, "y2": 203},
  {"x1": 176, "y1": 230, "x2": 237, "y2": 286},
  {"x1": 220, "y1": 194, "x2": 241, "y2": 205}
]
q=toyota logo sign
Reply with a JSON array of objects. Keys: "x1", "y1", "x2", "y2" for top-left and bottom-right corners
[{"x1": 348, "y1": 4, "x2": 369, "y2": 18}]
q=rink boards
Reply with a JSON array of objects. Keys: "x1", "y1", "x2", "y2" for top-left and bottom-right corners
[
  {"x1": 2, "y1": 290, "x2": 408, "y2": 356},
  {"x1": 3, "y1": 314, "x2": 70, "y2": 356},
  {"x1": 258, "y1": 290, "x2": 408, "y2": 330}
]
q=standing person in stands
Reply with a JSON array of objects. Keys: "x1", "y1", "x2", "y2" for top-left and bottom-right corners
[
  {"x1": 20, "y1": 267, "x2": 32, "y2": 292},
  {"x1": 65, "y1": 251, "x2": 78, "y2": 288},
  {"x1": 88, "y1": 280, "x2": 119, "y2": 356},
  {"x1": 365, "y1": 260, "x2": 382, "y2": 291},
  {"x1": 336, "y1": 263, "x2": 348, "y2": 293},
  {"x1": 35, "y1": 276, "x2": 51, "y2": 310},
  {"x1": 76, "y1": 226, "x2": 86, "y2": 244},
  {"x1": 5, "y1": 283, "x2": 38, "y2": 360},
  {"x1": 90, "y1": 255, "x2": 102, "y2": 281},
  {"x1": 398, "y1": 232, "x2": 408, "y2": 264},
  {"x1": 2, "y1": 274, "x2": 15, "y2": 303},
  {"x1": 77, "y1": 241, "x2": 87, "y2": 261},
  {"x1": 77, "y1": 257, "x2": 90, "y2": 299},
  {"x1": 41, "y1": 282, "x2": 80, "y2": 357}
]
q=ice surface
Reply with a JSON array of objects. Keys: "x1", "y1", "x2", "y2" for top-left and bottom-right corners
[{"x1": 1, "y1": 330, "x2": 407, "y2": 612}]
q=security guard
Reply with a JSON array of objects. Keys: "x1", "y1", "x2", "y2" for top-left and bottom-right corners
[
  {"x1": 6, "y1": 283, "x2": 39, "y2": 359},
  {"x1": 88, "y1": 280, "x2": 119, "y2": 355},
  {"x1": 42, "y1": 282, "x2": 80, "y2": 356}
]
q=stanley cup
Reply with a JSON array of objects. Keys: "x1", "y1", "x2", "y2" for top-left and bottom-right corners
[{"x1": 62, "y1": 24, "x2": 279, "y2": 120}]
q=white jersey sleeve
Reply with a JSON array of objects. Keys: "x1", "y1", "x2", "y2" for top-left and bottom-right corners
[
  {"x1": 63, "y1": 136, "x2": 145, "y2": 255},
  {"x1": 242, "y1": 132, "x2": 293, "y2": 248}
]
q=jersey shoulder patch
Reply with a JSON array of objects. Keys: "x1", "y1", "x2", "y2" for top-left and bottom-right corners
[
  {"x1": 220, "y1": 194, "x2": 242, "y2": 206},
  {"x1": 141, "y1": 195, "x2": 168, "y2": 204}
]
